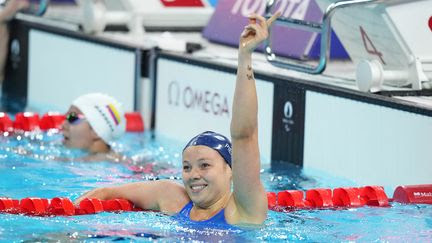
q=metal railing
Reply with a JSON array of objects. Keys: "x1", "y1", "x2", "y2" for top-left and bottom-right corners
[{"x1": 264, "y1": 0, "x2": 378, "y2": 74}]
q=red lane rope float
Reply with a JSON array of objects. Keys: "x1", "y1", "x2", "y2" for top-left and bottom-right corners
[
  {"x1": 0, "y1": 112, "x2": 13, "y2": 132},
  {"x1": 267, "y1": 185, "x2": 414, "y2": 211},
  {"x1": 277, "y1": 190, "x2": 306, "y2": 208},
  {"x1": 125, "y1": 112, "x2": 144, "y2": 132},
  {"x1": 393, "y1": 184, "x2": 432, "y2": 204},
  {"x1": 360, "y1": 186, "x2": 389, "y2": 206},
  {"x1": 0, "y1": 197, "x2": 142, "y2": 217},
  {"x1": 49, "y1": 197, "x2": 75, "y2": 216},
  {"x1": 39, "y1": 112, "x2": 66, "y2": 131},
  {"x1": 0, "y1": 112, "x2": 144, "y2": 132},
  {"x1": 13, "y1": 112, "x2": 40, "y2": 131},
  {"x1": 0, "y1": 198, "x2": 20, "y2": 214},
  {"x1": 332, "y1": 187, "x2": 364, "y2": 207},
  {"x1": 306, "y1": 188, "x2": 333, "y2": 207},
  {"x1": 78, "y1": 198, "x2": 104, "y2": 214},
  {"x1": 20, "y1": 198, "x2": 50, "y2": 216},
  {"x1": 2, "y1": 185, "x2": 431, "y2": 217}
]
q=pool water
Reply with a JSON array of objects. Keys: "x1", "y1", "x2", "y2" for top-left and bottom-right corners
[{"x1": 1, "y1": 130, "x2": 432, "y2": 242}]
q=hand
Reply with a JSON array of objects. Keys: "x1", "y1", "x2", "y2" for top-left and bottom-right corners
[
  {"x1": 74, "y1": 187, "x2": 108, "y2": 206},
  {"x1": 239, "y1": 12, "x2": 281, "y2": 55},
  {"x1": 1, "y1": 0, "x2": 29, "y2": 21}
]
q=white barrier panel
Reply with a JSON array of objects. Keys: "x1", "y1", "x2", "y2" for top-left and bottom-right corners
[
  {"x1": 303, "y1": 90, "x2": 432, "y2": 186},
  {"x1": 28, "y1": 29, "x2": 137, "y2": 112},
  {"x1": 386, "y1": 0, "x2": 432, "y2": 61},
  {"x1": 155, "y1": 58, "x2": 274, "y2": 164}
]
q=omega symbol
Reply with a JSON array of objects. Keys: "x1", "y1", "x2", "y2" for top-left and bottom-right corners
[{"x1": 282, "y1": 101, "x2": 294, "y2": 132}]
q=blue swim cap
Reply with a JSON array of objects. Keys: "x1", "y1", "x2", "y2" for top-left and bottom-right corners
[{"x1": 183, "y1": 131, "x2": 232, "y2": 168}]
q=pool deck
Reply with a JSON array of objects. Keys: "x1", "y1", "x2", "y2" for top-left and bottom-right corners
[
  {"x1": 34, "y1": 3, "x2": 432, "y2": 111},
  {"x1": 102, "y1": 30, "x2": 432, "y2": 110}
]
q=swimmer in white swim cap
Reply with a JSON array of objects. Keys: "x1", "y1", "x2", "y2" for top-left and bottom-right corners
[{"x1": 62, "y1": 93, "x2": 126, "y2": 161}]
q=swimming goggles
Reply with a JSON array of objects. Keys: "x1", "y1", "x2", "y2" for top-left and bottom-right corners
[{"x1": 66, "y1": 112, "x2": 85, "y2": 125}]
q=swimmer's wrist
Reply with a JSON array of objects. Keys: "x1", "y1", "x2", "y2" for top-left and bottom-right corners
[
  {"x1": 0, "y1": 12, "x2": 7, "y2": 23},
  {"x1": 238, "y1": 50, "x2": 252, "y2": 59},
  {"x1": 0, "y1": 11, "x2": 13, "y2": 23},
  {"x1": 99, "y1": 187, "x2": 113, "y2": 200},
  {"x1": 0, "y1": 1, "x2": 25, "y2": 23}
]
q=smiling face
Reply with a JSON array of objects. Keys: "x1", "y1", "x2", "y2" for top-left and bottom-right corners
[
  {"x1": 182, "y1": 145, "x2": 232, "y2": 208},
  {"x1": 61, "y1": 105, "x2": 98, "y2": 150}
]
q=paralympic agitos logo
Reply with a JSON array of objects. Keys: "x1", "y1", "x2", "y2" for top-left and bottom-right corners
[{"x1": 167, "y1": 81, "x2": 230, "y2": 116}]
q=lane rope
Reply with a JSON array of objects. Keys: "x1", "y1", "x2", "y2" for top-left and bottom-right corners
[
  {"x1": 0, "y1": 111, "x2": 144, "y2": 132},
  {"x1": 1, "y1": 184, "x2": 431, "y2": 217}
]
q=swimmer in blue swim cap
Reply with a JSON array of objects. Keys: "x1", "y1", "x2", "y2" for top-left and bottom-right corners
[
  {"x1": 76, "y1": 12, "x2": 281, "y2": 226},
  {"x1": 183, "y1": 131, "x2": 232, "y2": 167}
]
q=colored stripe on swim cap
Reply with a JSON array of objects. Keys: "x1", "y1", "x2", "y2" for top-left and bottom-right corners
[
  {"x1": 106, "y1": 104, "x2": 121, "y2": 125},
  {"x1": 184, "y1": 131, "x2": 232, "y2": 167}
]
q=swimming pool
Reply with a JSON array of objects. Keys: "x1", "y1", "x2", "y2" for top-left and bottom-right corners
[{"x1": 1, "y1": 129, "x2": 432, "y2": 242}]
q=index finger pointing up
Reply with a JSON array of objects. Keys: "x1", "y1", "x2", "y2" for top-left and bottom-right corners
[{"x1": 266, "y1": 11, "x2": 281, "y2": 26}]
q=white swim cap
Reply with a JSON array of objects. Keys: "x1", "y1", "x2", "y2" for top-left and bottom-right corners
[{"x1": 72, "y1": 93, "x2": 125, "y2": 144}]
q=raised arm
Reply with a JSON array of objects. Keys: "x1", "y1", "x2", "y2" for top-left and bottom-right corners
[
  {"x1": 75, "y1": 180, "x2": 189, "y2": 214},
  {"x1": 230, "y1": 13, "x2": 279, "y2": 224},
  {"x1": 0, "y1": 0, "x2": 29, "y2": 83}
]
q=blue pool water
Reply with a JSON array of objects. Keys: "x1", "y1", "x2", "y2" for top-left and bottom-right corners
[{"x1": 1, "y1": 129, "x2": 432, "y2": 242}]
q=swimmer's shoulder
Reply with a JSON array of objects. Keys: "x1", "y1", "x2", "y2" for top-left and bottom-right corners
[
  {"x1": 79, "y1": 151, "x2": 123, "y2": 163},
  {"x1": 155, "y1": 180, "x2": 189, "y2": 214},
  {"x1": 224, "y1": 194, "x2": 267, "y2": 225}
]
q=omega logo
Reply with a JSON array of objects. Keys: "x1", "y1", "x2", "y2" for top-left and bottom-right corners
[
  {"x1": 284, "y1": 101, "x2": 293, "y2": 119},
  {"x1": 10, "y1": 39, "x2": 21, "y2": 69},
  {"x1": 168, "y1": 81, "x2": 230, "y2": 116},
  {"x1": 11, "y1": 39, "x2": 20, "y2": 56},
  {"x1": 282, "y1": 101, "x2": 294, "y2": 132}
]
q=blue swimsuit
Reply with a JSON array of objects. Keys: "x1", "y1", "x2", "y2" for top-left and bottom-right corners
[{"x1": 173, "y1": 201, "x2": 234, "y2": 229}]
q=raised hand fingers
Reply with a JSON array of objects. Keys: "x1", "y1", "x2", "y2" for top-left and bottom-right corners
[
  {"x1": 245, "y1": 24, "x2": 258, "y2": 32},
  {"x1": 247, "y1": 12, "x2": 281, "y2": 28},
  {"x1": 240, "y1": 13, "x2": 280, "y2": 52},
  {"x1": 266, "y1": 11, "x2": 281, "y2": 26},
  {"x1": 241, "y1": 24, "x2": 258, "y2": 38},
  {"x1": 254, "y1": 15, "x2": 267, "y2": 28},
  {"x1": 249, "y1": 16, "x2": 257, "y2": 24},
  {"x1": 248, "y1": 13, "x2": 258, "y2": 23}
]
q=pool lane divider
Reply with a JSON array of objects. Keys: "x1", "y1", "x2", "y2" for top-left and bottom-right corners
[
  {"x1": 267, "y1": 184, "x2": 432, "y2": 211},
  {"x1": 0, "y1": 197, "x2": 142, "y2": 216},
  {"x1": 0, "y1": 112, "x2": 144, "y2": 132},
  {"x1": 1, "y1": 185, "x2": 431, "y2": 217}
]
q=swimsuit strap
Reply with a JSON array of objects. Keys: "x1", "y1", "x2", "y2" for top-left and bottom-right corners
[{"x1": 175, "y1": 201, "x2": 229, "y2": 226}]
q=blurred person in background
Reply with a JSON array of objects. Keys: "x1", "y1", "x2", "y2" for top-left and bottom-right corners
[{"x1": 0, "y1": 0, "x2": 29, "y2": 85}]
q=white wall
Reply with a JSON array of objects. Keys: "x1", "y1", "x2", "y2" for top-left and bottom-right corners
[
  {"x1": 155, "y1": 58, "x2": 274, "y2": 163},
  {"x1": 303, "y1": 91, "x2": 432, "y2": 188},
  {"x1": 386, "y1": 0, "x2": 432, "y2": 59},
  {"x1": 28, "y1": 29, "x2": 137, "y2": 112}
]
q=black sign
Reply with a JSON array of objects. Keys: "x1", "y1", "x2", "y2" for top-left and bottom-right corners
[
  {"x1": 271, "y1": 82, "x2": 305, "y2": 168},
  {"x1": 2, "y1": 20, "x2": 29, "y2": 112}
]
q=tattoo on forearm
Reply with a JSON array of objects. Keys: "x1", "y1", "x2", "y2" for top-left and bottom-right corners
[{"x1": 246, "y1": 65, "x2": 254, "y2": 80}]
